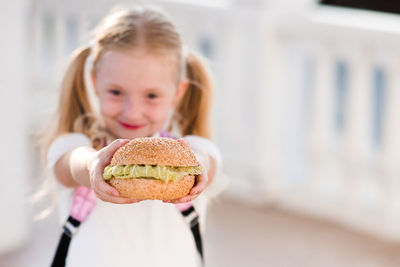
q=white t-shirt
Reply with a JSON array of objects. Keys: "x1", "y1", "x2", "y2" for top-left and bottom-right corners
[{"x1": 47, "y1": 133, "x2": 227, "y2": 267}]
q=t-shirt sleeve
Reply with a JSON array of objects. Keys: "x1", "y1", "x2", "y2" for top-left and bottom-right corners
[
  {"x1": 47, "y1": 133, "x2": 92, "y2": 177},
  {"x1": 182, "y1": 135, "x2": 228, "y2": 199}
]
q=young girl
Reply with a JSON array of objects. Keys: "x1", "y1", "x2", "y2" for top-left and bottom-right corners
[{"x1": 42, "y1": 6, "x2": 226, "y2": 267}]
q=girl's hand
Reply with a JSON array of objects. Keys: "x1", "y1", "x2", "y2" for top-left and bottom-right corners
[
  {"x1": 164, "y1": 172, "x2": 209, "y2": 204},
  {"x1": 163, "y1": 139, "x2": 209, "y2": 204},
  {"x1": 86, "y1": 139, "x2": 141, "y2": 204}
]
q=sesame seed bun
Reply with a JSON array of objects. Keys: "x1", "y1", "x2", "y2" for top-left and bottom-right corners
[
  {"x1": 106, "y1": 137, "x2": 199, "y2": 200},
  {"x1": 110, "y1": 137, "x2": 198, "y2": 166}
]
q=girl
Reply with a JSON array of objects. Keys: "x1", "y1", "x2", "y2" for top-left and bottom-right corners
[{"x1": 42, "y1": 6, "x2": 226, "y2": 267}]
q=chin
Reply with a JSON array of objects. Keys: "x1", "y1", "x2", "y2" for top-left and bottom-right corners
[{"x1": 107, "y1": 121, "x2": 161, "y2": 139}]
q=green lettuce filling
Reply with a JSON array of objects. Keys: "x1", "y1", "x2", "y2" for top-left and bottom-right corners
[{"x1": 103, "y1": 164, "x2": 203, "y2": 182}]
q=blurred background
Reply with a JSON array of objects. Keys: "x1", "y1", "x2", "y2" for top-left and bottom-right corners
[{"x1": 2, "y1": 0, "x2": 400, "y2": 266}]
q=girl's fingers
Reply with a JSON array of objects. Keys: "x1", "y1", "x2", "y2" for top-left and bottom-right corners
[
  {"x1": 92, "y1": 155, "x2": 119, "y2": 196},
  {"x1": 178, "y1": 194, "x2": 198, "y2": 203},
  {"x1": 177, "y1": 139, "x2": 190, "y2": 148},
  {"x1": 107, "y1": 138, "x2": 130, "y2": 152},
  {"x1": 164, "y1": 193, "x2": 199, "y2": 204},
  {"x1": 93, "y1": 174, "x2": 119, "y2": 196},
  {"x1": 163, "y1": 172, "x2": 208, "y2": 204},
  {"x1": 92, "y1": 164, "x2": 140, "y2": 204},
  {"x1": 91, "y1": 139, "x2": 130, "y2": 195},
  {"x1": 190, "y1": 173, "x2": 208, "y2": 195},
  {"x1": 92, "y1": 178, "x2": 141, "y2": 204},
  {"x1": 95, "y1": 190, "x2": 141, "y2": 204},
  {"x1": 97, "y1": 192, "x2": 141, "y2": 204},
  {"x1": 162, "y1": 192, "x2": 203, "y2": 203},
  {"x1": 87, "y1": 138, "x2": 139, "y2": 204},
  {"x1": 99, "y1": 139, "x2": 130, "y2": 164},
  {"x1": 92, "y1": 175, "x2": 142, "y2": 204}
]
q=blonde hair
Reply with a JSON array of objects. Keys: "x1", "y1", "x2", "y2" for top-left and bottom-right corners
[{"x1": 40, "y1": 6, "x2": 214, "y2": 160}]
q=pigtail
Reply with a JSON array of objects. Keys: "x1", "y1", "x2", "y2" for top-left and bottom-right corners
[
  {"x1": 57, "y1": 46, "x2": 92, "y2": 134},
  {"x1": 172, "y1": 51, "x2": 214, "y2": 139},
  {"x1": 38, "y1": 46, "x2": 94, "y2": 162}
]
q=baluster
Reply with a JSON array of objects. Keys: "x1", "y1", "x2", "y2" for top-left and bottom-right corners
[
  {"x1": 224, "y1": 23, "x2": 245, "y2": 146},
  {"x1": 306, "y1": 43, "x2": 336, "y2": 200},
  {"x1": 379, "y1": 54, "x2": 400, "y2": 238},
  {"x1": 215, "y1": 21, "x2": 251, "y2": 199},
  {"x1": 342, "y1": 48, "x2": 373, "y2": 219},
  {"x1": 256, "y1": 25, "x2": 286, "y2": 199}
]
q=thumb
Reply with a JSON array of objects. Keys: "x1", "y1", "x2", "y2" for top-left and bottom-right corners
[
  {"x1": 94, "y1": 139, "x2": 130, "y2": 180},
  {"x1": 177, "y1": 139, "x2": 190, "y2": 148},
  {"x1": 101, "y1": 139, "x2": 130, "y2": 163}
]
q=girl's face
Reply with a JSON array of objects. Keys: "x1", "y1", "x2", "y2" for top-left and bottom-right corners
[{"x1": 93, "y1": 49, "x2": 186, "y2": 139}]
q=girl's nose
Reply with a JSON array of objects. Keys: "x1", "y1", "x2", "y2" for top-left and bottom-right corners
[{"x1": 123, "y1": 99, "x2": 143, "y2": 121}]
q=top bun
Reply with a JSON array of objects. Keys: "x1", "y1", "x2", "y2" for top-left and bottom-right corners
[{"x1": 110, "y1": 137, "x2": 199, "y2": 166}]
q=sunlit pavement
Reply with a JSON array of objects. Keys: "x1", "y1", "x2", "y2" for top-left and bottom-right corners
[
  {"x1": 2, "y1": 195, "x2": 400, "y2": 267},
  {"x1": 206, "y1": 196, "x2": 400, "y2": 267}
]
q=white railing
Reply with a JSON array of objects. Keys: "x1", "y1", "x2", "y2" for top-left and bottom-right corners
[{"x1": 263, "y1": 6, "x2": 400, "y2": 240}]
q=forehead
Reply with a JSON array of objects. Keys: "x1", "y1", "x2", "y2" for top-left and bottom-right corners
[{"x1": 95, "y1": 49, "x2": 178, "y2": 88}]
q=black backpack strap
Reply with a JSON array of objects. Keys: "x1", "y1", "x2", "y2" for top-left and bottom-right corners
[
  {"x1": 180, "y1": 206, "x2": 204, "y2": 265},
  {"x1": 50, "y1": 216, "x2": 81, "y2": 267}
]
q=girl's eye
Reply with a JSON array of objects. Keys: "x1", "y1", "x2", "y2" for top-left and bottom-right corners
[
  {"x1": 147, "y1": 93, "x2": 158, "y2": 99},
  {"x1": 109, "y1": 89, "x2": 121, "y2": 96}
]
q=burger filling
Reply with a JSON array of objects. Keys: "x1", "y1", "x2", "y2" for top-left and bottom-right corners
[{"x1": 103, "y1": 165, "x2": 203, "y2": 182}]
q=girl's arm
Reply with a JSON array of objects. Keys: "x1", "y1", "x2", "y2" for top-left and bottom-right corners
[
  {"x1": 54, "y1": 146, "x2": 94, "y2": 188},
  {"x1": 53, "y1": 139, "x2": 140, "y2": 204}
]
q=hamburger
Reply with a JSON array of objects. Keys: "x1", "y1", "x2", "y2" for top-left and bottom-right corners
[{"x1": 103, "y1": 137, "x2": 203, "y2": 200}]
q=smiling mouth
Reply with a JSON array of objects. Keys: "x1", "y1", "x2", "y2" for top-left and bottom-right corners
[{"x1": 119, "y1": 121, "x2": 146, "y2": 130}]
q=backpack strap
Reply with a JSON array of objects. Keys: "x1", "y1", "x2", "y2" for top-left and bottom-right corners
[
  {"x1": 50, "y1": 216, "x2": 79, "y2": 267},
  {"x1": 176, "y1": 203, "x2": 204, "y2": 263},
  {"x1": 51, "y1": 187, "x2": 96, "y2": 267}
]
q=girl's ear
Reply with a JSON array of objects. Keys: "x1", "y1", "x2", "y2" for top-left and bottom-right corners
[
  {"x1": 173, "y1": 80, "x2": 188, "y2": 106},
  {"x1": 91, "y1": 71, "x2": 98, "y2": 95}
]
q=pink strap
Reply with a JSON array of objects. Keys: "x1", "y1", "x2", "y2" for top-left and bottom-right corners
[
  {"x1": 69, "y1": 186, "x2": 97, "y2": 222},
  {"x1": 175, "y1": 202, "x2": 193, "y2": 212}
]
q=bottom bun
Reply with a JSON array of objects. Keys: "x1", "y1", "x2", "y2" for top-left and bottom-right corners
[{"x1": 107, "y1": 175, "x2": 195, "y2": 200}]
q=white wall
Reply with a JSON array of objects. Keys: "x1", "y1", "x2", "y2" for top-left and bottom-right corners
[{"x1": 0, "y1": 0, "x2": 30, "y2": 253}]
